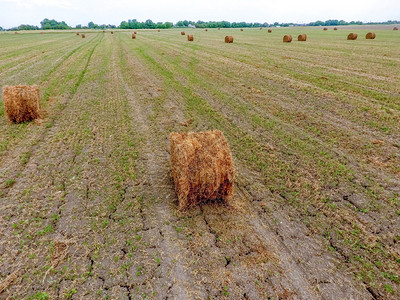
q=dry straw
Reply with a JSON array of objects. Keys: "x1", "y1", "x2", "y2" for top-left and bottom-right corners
[
  {"x1": 181, "y1": 31, "x2": 185, "y2": 35},
  {"x1": 187, "y1": 34, "x2": 194, "y2": 41},
  {"x1": 347, "y1": 33, "x2": 357, "y2": 40},
  {"x1": 170, "y1": 130, "x2": 235, "y2": 209},
  {"x1": 2, "y1": 85, "x2": 41, "y2": 123},
  {"x1": 366, "y1": 32, "x2": 376, "y2": 39},
  {"x1": 225, "y1": 36, "x2": 234, "y2": 43},
  {"x1": 298, "y1": 34, "x2": 307, "y2": 41},
  {"x1": 283, "y1": 34, "x2": 292, "y2": 42}
]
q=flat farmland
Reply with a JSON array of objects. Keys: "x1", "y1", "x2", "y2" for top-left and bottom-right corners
[{"x1": 0, "y1": 26, "x2": 399, "y2": 299}]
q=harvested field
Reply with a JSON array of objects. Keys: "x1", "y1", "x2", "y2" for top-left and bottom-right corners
[{"x1": 0, "y1": 27, "x2": 399, "y2": 299}]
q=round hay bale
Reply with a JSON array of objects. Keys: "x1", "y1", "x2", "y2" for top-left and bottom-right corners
[
  {"x1": 260, "y1": 27, "x2": 262, "y2": 30},
  {"x1": 2, "y1": 85, "x2": 41, "y2": 123},
  {"x1": 323, "y1": 27, "x2": 328, "y2": 31},
  {"x1": 347, "y1": 33, "x2": 357, "y2": 40},
  {"x1": 181, "y1": 31, "x2": 185, "y2": 35},
  {"x1": 268, "y1": 29, "x2": 272, "y2": 33},
  {"x1": 76, "y1": 32, "x2": 79, "y2": 35},
  {"x1": 225, "y1": 36, "x2": 234, "y2": 43},
  {"x1": 134, "y1": 31, "x2": 137, "y2": 34},
  {"x1": 132, "y1": 34, "x2": 136, "y2": 39},
  {"x1": 297, "y1": 34, "x2": 307, "y2": 41},
  {"x1": 111, "y1": 31, "x2": 114, "y2": 34},
  {"x1": 205, "y1": 29, "x2": 208, "y2": 31},
  {"x1": 283, "y1": 34, "x2": 292, "y2": 42},
  {"x1": 334, "y1": 27, "x2": 338, "y2": 30},
  {"x1": 366, "y1": 32, "x2": 376, "y2": 39},
  {"x1": 158, "y1": 29, "x2": 161, "y2": 32},
  {"x1": 14, "y1": 32, "x2": 18, "y2": 35},
  {"x1": 240, "y1": 28, "x2": 244, "y2": 31},
  {"x1": 102, "y1": 30, "x2": 105, "y2": 33},
  {"x1": 170, "y1": 130, "x2": 235, "y2": 209},
  {"x1": 393, "y1": 27, "x2": 398, "y2": 30},
  {"x1": 187, "y1": 34, "x2": 194, "y2": 41},
  {"x1": 81, "y1": 34, "x2": 86, "y2": 38},
  {"x1": 218, "y1": 27, "x2": 221, "y2": 30}
]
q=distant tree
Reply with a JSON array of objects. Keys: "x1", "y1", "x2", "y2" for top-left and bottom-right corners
[
  {"x1": 76, "y1": 24, "x2": 82, "y2": 29},
  {"x1": 0, "y1": 26, "x2": 3, "y2": 31},
  {"x1": 176, "y1": 21, "x2": 184, "y2": 27},
  {"x1": 40, "y1": 18, "x2": 70, "y2": 30},
  {"x1": 88, "y1": 21, "x2": 99, "y2": 29}
]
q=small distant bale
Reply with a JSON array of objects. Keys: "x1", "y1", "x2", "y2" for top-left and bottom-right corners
[
  {"x1": 260, "y1": 27, "x2": 262, "y2": 30},
  {"x1": 393, "y1": 27, "x2": 398, "y2": 30},
  {"x1": 40, "y1": 32, "x2": 44, "y2": 34},
  {"x1": 181, "y1": 31, "x2": 185, "y2": 35},
  {"x1": 218, "y1": 27, "x2": 221, "y2": 30},
  {"x1": 187, "y1": 34, "x2": 194, "y2": 41},
  {"x1": 2, "y1": 85, "x2": 41, "y2": 123},
  {"x1": 81, "y1": 34, "x2": 86, "y2": 38},
  {"x1": 76, "y1": 32, "x2": 79, "y2": 35},
  {"x1": 297, "y1": 34, "x2": 307, "y2": 41},
  {"x1": 102, "y1": 30, "x2": 105, "y2": 33},
  {"x1": 240, "y1": 28, "x2": 244, "y2": 31},
  {"x1": 334, "y1": 27, "x2": 338, "y2": 30},
  {"x1": 132, "y1": 34, "x2": 136, "y2": 39},
  {"x1": 14, "y1": 32, "x2": 18, "y2": 35},
  {"x1": 323, "y1": 27, "x2": 328, "y2": 31},
  {"x1": 225, "y1": 36, "x2": 234, "y2": 43},
  {"x1": 347, "y1": 33, "x2": 357, "y2": 40},
  {"x1": 283, "y1": 34, "x2": 292, "y2": 42},
  {"x1": 111, "y1": 31, "x2": 114, "y2": 34},
  {"x1": 366, "y1": 32, "x2": 376, "y2": 39},
  {"x1": 134, "y1": 31, "x2": 137, "y2": 34},
  {"x1": 268, "y1": 29, "x2": 272, "y2": 33},
  {"x1": 170, "y1": 130, "x2": 235, "y2": 209},
  {"x1": 158, "y1": 29, "x2": 160, "y2": 32}
]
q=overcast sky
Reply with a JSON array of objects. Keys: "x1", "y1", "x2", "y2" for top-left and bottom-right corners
[{"x1": 0, "y1": 0, "x2": 399, "y2": 28}]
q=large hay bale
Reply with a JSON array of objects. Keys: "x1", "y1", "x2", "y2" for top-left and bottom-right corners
[
  {"x1": 268, "y1": 29, "x2": 272, "y2": 33},
  {"x1": 347, "y1": 33, "x2": 357, "y2": 40},
  {"x1": 132, "y1": 34, "x2": 136, "y2": 39},
  {"x1": 170, "y1": 130, "x2": 235, "y2": 209},
  {"x1": 283, "y1": 34, "x2": 292, "y2": 42},
  {"x1": 225, "y1": 36, "x2": 234, "y2": 43},
  {"x1": 298, "y1": 34, "x2": 307, "y2": 41},
  {"x1": 334, "y1": 27, "x2": 338, "y2": 30},
  {"x1": 240, "y1": 28, "x2": 244, "y2": 31},
  {"x1": 366, "y1": 32, "x2": 376, "y2": 39},
  {"x1": 187, "y1": 34, "x2": 194, "y2": 41},
  {"x1": 393, "y1": 27, "x2": 398, "y2": 30},
  {"x1": 81, "y1": 34, "x2": 86, "y2": 38},
  {"x1": 323, "y1": 27, "x2": 328, "y2": 31},
  {"x1": 181, "y1": 31, "x2": 185, "y2": 35},
  {"x1": 2, "y1": 85, "x2": 41, "y2": 123}
]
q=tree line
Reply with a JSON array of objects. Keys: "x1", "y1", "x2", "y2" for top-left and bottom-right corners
[{"x1": 1, "y1": 18, "x2": 399, "y2": 31}]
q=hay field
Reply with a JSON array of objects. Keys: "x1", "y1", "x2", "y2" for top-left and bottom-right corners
[{"x1": 0, "y1": 26, "x2": 399, "y2": 299}]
